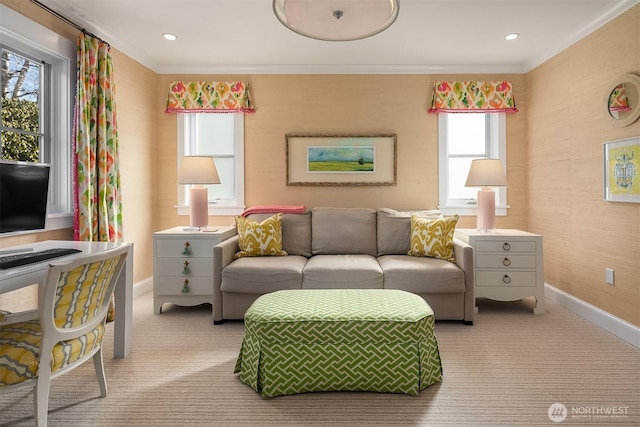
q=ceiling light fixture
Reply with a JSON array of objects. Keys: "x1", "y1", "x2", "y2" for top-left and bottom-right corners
[
  {"x1": 162, "y1": 33, "x2": 177, "y2": 41},
  {"x1": 505, "y1": 33, "x2": 519, "y2": 41},
  {"x1": 272, "y1": 0, "x2": 400, "y2": 42}
]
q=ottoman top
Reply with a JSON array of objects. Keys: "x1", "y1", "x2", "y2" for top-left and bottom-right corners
[{"x1": 245, "y1": 289, "x2": 433, "y2": 324}]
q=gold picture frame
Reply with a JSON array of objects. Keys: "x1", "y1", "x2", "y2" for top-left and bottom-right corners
[{"x1": 286, "y1": 134, "x2": 397, "y2": 186}]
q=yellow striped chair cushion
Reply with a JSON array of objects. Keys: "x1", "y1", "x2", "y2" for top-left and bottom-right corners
[
  {"x1": 54, "y1": 256, "x2": 121, "y2": 328},
  {"x1": 0, "y1": 320, "x2": 105, "y2": 387}
]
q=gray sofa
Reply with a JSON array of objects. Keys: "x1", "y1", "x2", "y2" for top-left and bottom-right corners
[{"x1": 213, "y1": 207, "x2": 474, "y2": 324}]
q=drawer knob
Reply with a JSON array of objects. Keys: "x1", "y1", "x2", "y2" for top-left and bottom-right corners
[
  {"x1": 182, "y1": 241, "x2": 192, "y2": 256},
  {"x1": 503, "y1": 275, "x2": 511, "y2": 284},
  {"x1": 503, "y1": 242, "x2": 511, "y2": 251},
  {"x1": 182, "y1": 260, "x2": 190, "y2": 275},
  {"x1": 503, "y1": 257, "x2": 511, "y2": 266},
  {"x1": 181, "y1": 279, "x2": 190, "y2": 294}
]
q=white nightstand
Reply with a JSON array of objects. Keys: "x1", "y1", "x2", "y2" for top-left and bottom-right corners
[
  {"x1": 153, "y1": 226, "x2": 236, "y2": 314},
  {"x1": 455, "y1": 228, "x2": 545, "y2": 314}
]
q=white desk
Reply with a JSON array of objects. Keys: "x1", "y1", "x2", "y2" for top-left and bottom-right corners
[{"x1": 0, "y1": 240, "x2": 134, "y2": 358}]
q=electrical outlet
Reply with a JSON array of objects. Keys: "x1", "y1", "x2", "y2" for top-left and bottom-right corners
[{"x1": 606, "y1": 268, "x2": 615, "y2": 285}]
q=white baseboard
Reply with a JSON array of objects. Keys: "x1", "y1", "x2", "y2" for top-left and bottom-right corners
[
  {"x1": 545, "y1": 283, "x2": 640, "y2": 349},
  {"x1": 133, "y1": 277, "x2": 153, "y2": 299}
]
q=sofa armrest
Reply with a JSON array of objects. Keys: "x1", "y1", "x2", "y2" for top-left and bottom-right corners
[
  {"x1": 213, "y1": 235, "x2": 239, "y2": 323},
  {"x1": 453, "y1": 237, "x2": 475, "y2": 324}
]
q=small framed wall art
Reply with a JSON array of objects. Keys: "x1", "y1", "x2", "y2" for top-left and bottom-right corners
[
  {"x1": 603, "y1": 136, "x2": 640, "y2": 202},
  {"x1": 286, "y1": 134, "x2": 397, "y2": 186}
]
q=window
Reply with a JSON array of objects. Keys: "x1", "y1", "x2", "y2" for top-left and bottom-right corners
[
  {"x1": 177, "y1": 113, "x2": 245, "y2": 216},
  {"x1": 0, "y1": 5, "x2": 75, "y2": 231},
  {"x1": 1, "y1": 49, "x2": 44, "y2": 163},
  {"x1": 438, "y1": 113, "x2": 507, "y2": 216}
]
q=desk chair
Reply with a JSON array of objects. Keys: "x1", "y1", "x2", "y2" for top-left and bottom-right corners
[{"x1": 0, "y1": 245, "x2": 129, "y2": 426}]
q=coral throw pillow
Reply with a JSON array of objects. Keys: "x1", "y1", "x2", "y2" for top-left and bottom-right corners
[
  {"x1": 408, "y1": 215, "x2": 459, "y2": 262},
  {"x1": 234, "y1": 213, "x2": 288, "y2": 259}
]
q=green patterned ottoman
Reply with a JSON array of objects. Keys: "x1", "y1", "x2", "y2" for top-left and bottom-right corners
[{"x1": 234, "y1": 289, "x2": 442, "y2": 397}]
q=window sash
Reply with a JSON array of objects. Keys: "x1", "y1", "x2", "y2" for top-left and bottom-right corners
[
  {"x1": 438, "y1": 113, "x2": 507, "y2": 216},
  {"x1": 177, "y1": 113, "x2": 245, "y2": 216}
]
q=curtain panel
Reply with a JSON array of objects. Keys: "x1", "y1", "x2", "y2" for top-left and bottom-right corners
[
  {"x1": 429, "y1": 81, "x2": 518, "y2": 113},
  {"x1": 73, "y1": 32, "x2": 122, "y2": 242},
  {"x1": 165, "y1": 81, "x2": 255, "y2": 113}
]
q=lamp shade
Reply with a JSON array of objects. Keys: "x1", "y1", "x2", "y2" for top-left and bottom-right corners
[
  {"x1": 177, "y1": 156, "x2": 220, "y2": 185},
  {"x1": 465, "y1": 159, "x2": 508, "y2": 187}
]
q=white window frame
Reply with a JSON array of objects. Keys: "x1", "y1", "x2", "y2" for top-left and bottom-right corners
[
  {"x1": 1, "y1": 5, "x2": 75, "y2": 233},
  {"x1": 176, "y1": 113, "x2": 245, "y2": 216},
  {"x1": 438, "y1": 112, "x2": 508, "y2": 216}
]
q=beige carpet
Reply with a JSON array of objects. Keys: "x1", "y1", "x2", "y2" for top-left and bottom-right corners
[{"x1": 1, "y1": 292, "x2": 638, "y2": 427}]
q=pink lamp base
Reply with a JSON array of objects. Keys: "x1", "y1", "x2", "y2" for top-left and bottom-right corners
[
  {"x1": 189, "y1": 186, "x2": 209, "y2": 228},
  {"x1": 476, "y1": 187, "x2": 496, "y2": 231}
]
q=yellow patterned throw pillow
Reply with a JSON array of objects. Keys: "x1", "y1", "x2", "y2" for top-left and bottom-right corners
[
  {"x1": 234, "y1": 213, "x2": 288, "y2": 259},
  {"x1": 408, "y1": 214, "x2": 459, "y2": 262}
]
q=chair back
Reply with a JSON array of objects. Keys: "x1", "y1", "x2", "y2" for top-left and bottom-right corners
[{"x1": 40, "y1": 245, "x2": 129, "y2": 343}]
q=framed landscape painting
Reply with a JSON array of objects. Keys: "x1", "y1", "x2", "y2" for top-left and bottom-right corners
[
  {"x1": 286, "y1": 134, "x2": 397, "y2": 186},
  {"x1": 603, "y1": 136, "x2": 640, "y2": 203}
]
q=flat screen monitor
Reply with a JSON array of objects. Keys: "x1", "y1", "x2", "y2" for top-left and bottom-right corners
[{"x1": 0, "y1": 161, "x2": 51, "y2": 234}]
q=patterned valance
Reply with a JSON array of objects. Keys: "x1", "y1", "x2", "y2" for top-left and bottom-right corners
[
  {"x1": 428, "y1": 81, "x2": 518, "y2": 113},
  {"x1": 165, "y1": 81, "x2": 255, "y2": 113},
  {"x1": 608, "y1": 83, "x2": 631, "y2": 112}
]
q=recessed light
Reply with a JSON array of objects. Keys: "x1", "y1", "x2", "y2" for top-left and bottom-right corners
[
  {"x1": 505, "y1": 33, "x2": 519, "y2": 41},
  {"x1": 162, "y1": 33, "x2": 177, "y2": 41}
]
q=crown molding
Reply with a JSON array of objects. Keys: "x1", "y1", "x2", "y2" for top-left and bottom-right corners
[{"x1": 154, "y1": 63, "x2": 528, "y2": 75}]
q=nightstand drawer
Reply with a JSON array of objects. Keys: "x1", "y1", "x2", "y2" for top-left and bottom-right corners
[
  {"x1": 475, "y1": 240, "x2": 536, "y2": 253},
  {"x1": 154, "y1": 258, "x2": 213, "y2": 277},
  {"x1": 154, "y1": 276, "x2": 213, "y2": 296},
  {"x1": 476, "y1": 254, "x2": 537, "y2": 269},
  {"x1": 476, "y1": 271, "x2": 537, "y2": 287},
  {"x1": 156, "y1": 239, "x2": 216, "y2": 258}
]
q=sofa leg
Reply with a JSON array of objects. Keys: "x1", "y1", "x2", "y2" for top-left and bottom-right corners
[
  {"x1": 213, "y1": 319, "x2": 224, "y2": 325},
  {"x1": 463, "y1": 320, "x2": 473, "y2": 326}
]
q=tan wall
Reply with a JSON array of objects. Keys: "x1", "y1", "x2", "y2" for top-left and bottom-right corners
[
  {"x1": 157, "y1": 74, "x2": 529, "y2": 231},
  {"x1": 112, "y1": 49, "x2": 158, "y2": 281},
  {"x1": 527, "y1": 5, "x2": 640, "y2": 326},
  {"x1": 0, "y1": 0, "x2": 158, "y2": 284}
]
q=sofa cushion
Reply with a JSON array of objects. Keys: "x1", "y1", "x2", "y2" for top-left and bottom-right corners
[
  {"x1": 311, "y1": 207, "x2": 377, "y2": 256},
  {"x1": 221, "y1": 255, "x2": 307, "y2": 293},
  {"x1": 377, "y1": 208, "x2": 443, "y2": 255},
  {"x1": 302, "y1": 255, "x2": 383, "y2": 289},
  {"x1": 378, "y1": 255, "x2": 465, "y2": 293},
  {"x1": 247, "y1": 211, "x2": 312, "y2": 257},
  {"x1": 234, "y1": 213, "x2": 288, "y2": 259},
  {"x1": 408, "y1": 215, "x2": 459, "y2": 262}
]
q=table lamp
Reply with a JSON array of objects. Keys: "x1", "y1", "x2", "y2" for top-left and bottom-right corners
[
  {"x1": 465, "y1": 158, "x2": 508, "y2": 231},
  {"x1": 178, "y1": 156, "x2": 220, "y2": 229}
]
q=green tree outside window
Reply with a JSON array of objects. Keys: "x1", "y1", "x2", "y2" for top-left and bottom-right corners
[{"x1": 1, "y1": 49, "x2": 41, "y2": 162}]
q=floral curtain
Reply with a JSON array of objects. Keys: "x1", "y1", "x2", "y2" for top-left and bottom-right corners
[
  {"x1": 73, "y1": 32, "x2": 122, "y2": 242},
  {"x1": 429, "y1": 81, "x2": 518, "y2": 113},
  {"x1": 608, "y1": 83, "x2": 631, "y2": 112},
  {"x1": 165, "y1": 81, "x2": 255, "y2": 113}
]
